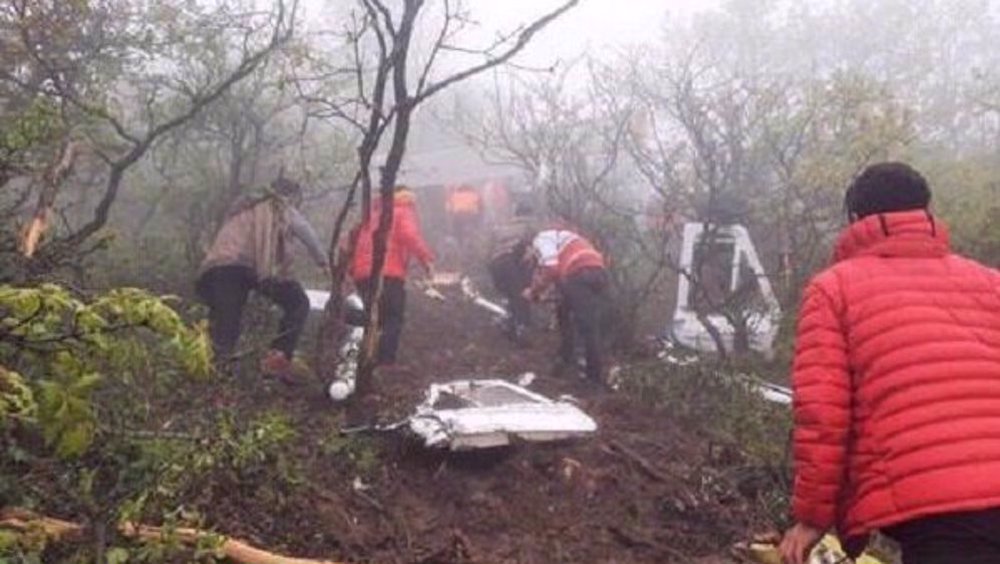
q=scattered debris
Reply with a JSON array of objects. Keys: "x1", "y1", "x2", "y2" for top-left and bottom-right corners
[
  {"x1": 409, "y1": 379, "x2": 597, "y2": 450},
  {"x1": 459, "y1": 277, "x2": 509, "y2": 320},
  {"x1": 306, "y1": 289, "x2": 331, "y2": 311},
  {"x1": 738, "y1": 375, "x2": 792, "y2": 405},
  {"x1": 656, "y1": 339, "x2": 700, "y2": 366},
  {"x1": 303, "y1": 288, "x2": 365, "y2": 401},
  {"x1": 652, "y1": 339, "x2": 792, "y2": 405},
  {"x1": 671, "y1": 223, "x2": 782, "y2": 358},
  {"x1": 516, "y1": 371, "x2": 536, "y2": 387},
  {"x1": 339, "y1": 418, "x2": 410, "y2": 436},
  {"x1": 607, "y1": 364, "x2": 623, "y2": 390},
  {"x1": 430, "y1": 271, "x2": 463, "y2": 286},
  {"x1": 328, "y1": 293, "x2": 365, "y2": 401},
  {"x1": 736, "y1": 533, "x2": 889, "y2": 564}
]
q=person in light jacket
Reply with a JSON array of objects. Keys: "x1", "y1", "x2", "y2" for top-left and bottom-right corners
[{"x1": 197, "y1": 177, "x2": 327, "y2": 381}]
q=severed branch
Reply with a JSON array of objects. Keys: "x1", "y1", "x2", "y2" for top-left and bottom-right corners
[
  {"x1": 0, "y1": 508, "x2": 346, "y2": 564},
  {"x1": 19, "y1": 140, "x2": 82, "y2": 258}
]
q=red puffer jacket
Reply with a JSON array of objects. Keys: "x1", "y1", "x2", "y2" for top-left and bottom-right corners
[
  {"x1": 350, "y1": 192, "x2": 434, "y2": 281},
  {"x1": 791, "y1": 210, "x2": 1000, "y2": 540}
]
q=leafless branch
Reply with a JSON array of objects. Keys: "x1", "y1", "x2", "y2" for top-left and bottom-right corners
[{"x1": 413, "y1": 0, "x2": 579, "y2": 104}]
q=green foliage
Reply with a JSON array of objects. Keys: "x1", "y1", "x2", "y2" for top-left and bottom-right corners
[
  {"x1": 621, "y1": 362, "x2": 791, "y2": 466},
  {"x1": 620, "y1": 360, "x2": 793, "y2": 524},
  {"x1": 921, "y1": 155, "x2": 1000, "y2": 265},
  {"x1": 0, "y1": 368, "x2": 35, "y2": 423},
  {"x1": 0, "y1": 284, "x2": 212, "y2": 458},
  {"x1": 123, "y1": 509, "x2": 225, "y2": 564},
  {"x1": 319, "y1": 432, "x2": 382, "y2": 476},
  {"x1": 0, "y1": 98, "x2": 63, "y2": 160}
]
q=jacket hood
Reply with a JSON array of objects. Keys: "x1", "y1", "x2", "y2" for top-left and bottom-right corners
[
  {"x1": 372, "y1": 191, "x2": 416, "y2": 212},
  {"x1": 833, "y1": 209, "x2": 950, "y2": 262}
]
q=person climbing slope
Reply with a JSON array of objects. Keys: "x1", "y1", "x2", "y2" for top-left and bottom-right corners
[
  {"x1": 487, "y1": 201, "x2": 538, "y2": 344},
  {"x1": 197, "y1": 176, "x2": 328, "y2": 381}
]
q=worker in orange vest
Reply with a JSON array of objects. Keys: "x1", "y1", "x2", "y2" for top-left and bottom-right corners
[
  {"x1": 445, "y1": 185, "x2": 483, "y2": 241},
  {"x1": 523, "y1": 227, "x2": 611, "y2": 383}
]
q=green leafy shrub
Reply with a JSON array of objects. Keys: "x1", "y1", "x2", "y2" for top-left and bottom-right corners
[
  {"x1": 620, "y1": 360, "x2": 793, "y2": 524},
  {"x1": 0, "y1": 285, "x2": 211, "y2": 457}
]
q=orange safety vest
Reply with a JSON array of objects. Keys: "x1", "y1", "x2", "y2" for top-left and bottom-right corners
[{"x1": 447, "y1": 187, "x2": 482, "y2": 215}]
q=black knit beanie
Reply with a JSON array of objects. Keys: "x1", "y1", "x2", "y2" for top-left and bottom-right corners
[
  {"x1": 845, "y1": 162, "x2": 931, "y2": 219},
  {"x1": 271, "y1": 177, "x2": 301, "y2": 197}
]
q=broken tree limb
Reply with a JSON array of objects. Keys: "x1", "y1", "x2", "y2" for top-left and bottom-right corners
[
  {"x1": 20, "y1": 140, "x2": 81, "y2": 258},
  {"x1": 0, "y1": 508, "x2": 346, "y2": 564},
  {"x1": 602, "y1": 440, "x2": 680, "y2": 484},
  {"x1": 607, "y1": 525, "x2": 689, "y2": 562}
]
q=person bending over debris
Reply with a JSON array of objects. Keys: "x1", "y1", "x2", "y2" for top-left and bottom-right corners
[
  {"x1": 487, "y1": 202, "x2": 538, "y2": 344},
  {"x1": 197, "y1": 177, "x2": 328, "y2": 381},
  {"x1": 780, "y1": 162, "x2": 1000, "y2": 564},
  {"x1": 523, "y1": 226, "x2": 610, "y2": 383},
  {"x1": 349, "y1": 186, "x2": 435, "y2": 370}
]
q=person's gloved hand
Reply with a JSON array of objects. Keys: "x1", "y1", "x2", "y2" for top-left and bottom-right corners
[{"x1": 779, "y1": 522, "x2": 824, "y2": 564}]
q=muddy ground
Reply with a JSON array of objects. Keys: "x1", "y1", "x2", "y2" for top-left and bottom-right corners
[{"x1": 191, "y1": 274, "x2": 779, "y2": 564}]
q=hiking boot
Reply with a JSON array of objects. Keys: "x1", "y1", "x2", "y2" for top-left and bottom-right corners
[{"x1": 261, "y1": 349, "x2": 297, "y2": 385}]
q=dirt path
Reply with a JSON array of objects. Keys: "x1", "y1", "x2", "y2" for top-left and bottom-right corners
[{"x1": 203, "y1": 281, "x2": 762, "y2": 564}]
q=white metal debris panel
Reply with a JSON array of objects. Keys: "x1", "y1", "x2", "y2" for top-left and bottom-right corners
[
  {"x1": 306, "y1": 289, "x2": 331, "y2": 311},
  {"x1": 409, "y1": 379, "x2": 598, "y2": 450}
]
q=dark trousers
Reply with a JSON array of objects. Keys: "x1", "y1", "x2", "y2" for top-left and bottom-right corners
[
  {"x1": 489, "y1": 251, "x2": 532, "y2": 337},
  {"x1": 355, "y1": 277, "x2": 406, "y2": 365},
  {"x1": 196, "y1": 265, "x2": 309, "y2": 359},
  {"x1": 884, "y1": 508, "x2": 1000, "y2": 564},
  {"x1": 557, "y1": 267, "x2": 610, "y2": 381}
]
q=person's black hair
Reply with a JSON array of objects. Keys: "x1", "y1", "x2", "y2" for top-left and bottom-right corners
[
  {"x1": 514, "y1": 202, "x2": 534, "y2": 217},
  {"x1": 271, "y1": 177, "x2": 301, "y2": 197},
  {"x1": 845, "y1": 162, "x2": 931, "y2": 220}
]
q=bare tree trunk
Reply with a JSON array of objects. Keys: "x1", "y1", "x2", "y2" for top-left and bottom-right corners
[{"x1": 356, "y1": 0, "x2": 421, "y2": 395}]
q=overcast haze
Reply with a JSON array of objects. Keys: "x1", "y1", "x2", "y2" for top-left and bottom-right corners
[{"x1": 303, "y1": 0, "x2": 721, "y2": 66}]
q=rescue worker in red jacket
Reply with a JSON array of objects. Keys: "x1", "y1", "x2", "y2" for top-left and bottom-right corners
[
  {"x1": 523, "y1": 227, "x2": 610, "y2": 382},
  {"x1": 780, "y1": 162, "x2": 1000, "y2": 564},
  {"x1": 349, "y1": 186, "x2": 435, "y2": 368}
]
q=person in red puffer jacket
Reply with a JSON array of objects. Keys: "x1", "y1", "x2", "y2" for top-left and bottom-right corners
[
  {"x1": 349, "y1": 186, "x2": 435, "y2": 368},
  {"x1": 780, "y1": 163, "x2": 1000, "y2": 564}
]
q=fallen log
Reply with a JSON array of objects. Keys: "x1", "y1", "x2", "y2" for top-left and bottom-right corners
[{"x1": 0, "y1": 508, "x2": 345, "y2": 564}]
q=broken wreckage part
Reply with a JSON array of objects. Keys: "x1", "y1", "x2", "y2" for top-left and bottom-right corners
[
  {"x1": 671, "y1": 222, "x2": 782, "y2": 358},
  {"x1": 340, "y1": 380, "x2": 598, "y2": 451},
  {"x1": 656, "y1": 340, "x2": 791, "y2": 405},
  {"x1": 307, "y1": 272, "x2": 508, "y2": 403},
  {"x1": 305, "y1": 290, "x2": 364, "y2": 401},
  {"x1": 409, "y1": 379, "x2": 597, "y2": 450}
]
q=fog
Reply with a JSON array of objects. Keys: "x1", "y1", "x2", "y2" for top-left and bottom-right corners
[{"x1": 2, "y1": 4, "x2": 1000, "y2": 561}]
